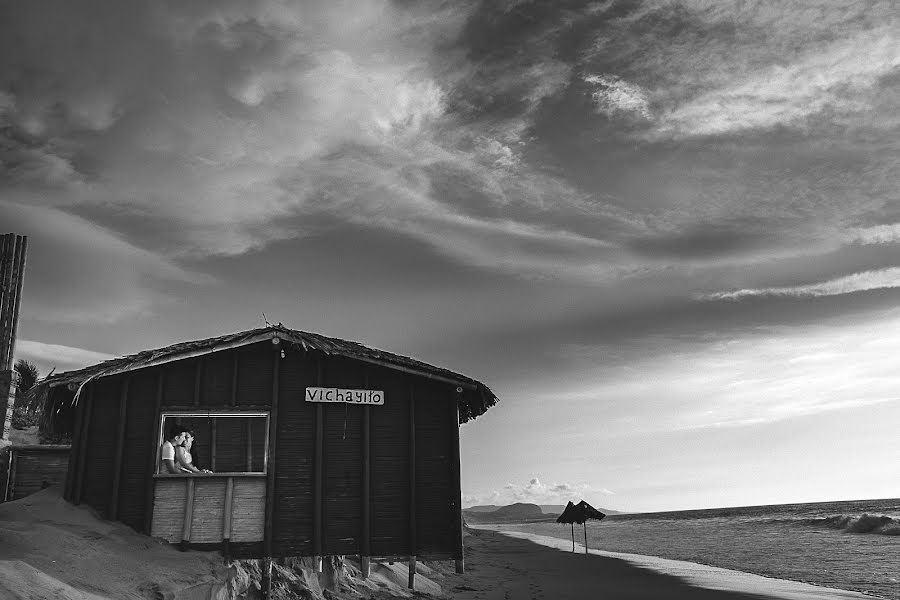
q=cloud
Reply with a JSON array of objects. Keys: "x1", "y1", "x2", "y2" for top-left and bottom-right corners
[
  {"x1": 584, "y1": 74, "x2": 651, "y2": 121},
  {"x1": 1, "y1": 200, "x2": 210, "y2": 323},
  {"x1": 701, "y1": 267, "x2": 900, "y2": 301},
  {"x1": 647, "y1": 18, "x2": 899, "y2": 138},
  {"x1": 15, "y1": 340, "x2": 116, "y2": 374},
  {"x1": 464, "y1": 477, "x2": 614, "y2": 508},
  {"x1": 845, "y1": 223, "x2": 900, "y2": 246}
]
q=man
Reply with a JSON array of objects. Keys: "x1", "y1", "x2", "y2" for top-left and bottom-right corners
[{"x1": 161, "y1": 425, "x2": 188, "y2": 474}]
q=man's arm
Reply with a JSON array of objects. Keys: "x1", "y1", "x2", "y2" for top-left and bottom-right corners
[{"x1": 163, "y1": 458, "x2": 181, "y2": 474}]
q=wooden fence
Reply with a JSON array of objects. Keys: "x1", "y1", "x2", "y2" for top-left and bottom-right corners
[{"x1": 2, "y1": 445, "x2": 71, "y2": 501}]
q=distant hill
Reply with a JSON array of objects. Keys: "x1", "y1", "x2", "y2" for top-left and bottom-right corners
[
  {"x1": 464, "y1": 502, "x2": 624, "y2": 523},
  {"x1": 465, "y1": 505, "x2": 501, "y2": 513}
]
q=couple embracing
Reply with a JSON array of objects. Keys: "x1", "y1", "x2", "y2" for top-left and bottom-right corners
[{"x1": 161, "y1": 425, "x2": 213, "y2": 474}]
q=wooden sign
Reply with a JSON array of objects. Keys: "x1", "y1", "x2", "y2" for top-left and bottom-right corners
[{"x1": 305, "y1": 387, "x2": 384, "y2": 405}]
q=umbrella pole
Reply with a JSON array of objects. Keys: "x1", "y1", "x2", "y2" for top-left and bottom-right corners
[
  {"x1": 571, "y1": 523, "x2": 575, "y2": 552},
  {"x1": 584, "y1": 523, "x2": 588, "y2": 555}
]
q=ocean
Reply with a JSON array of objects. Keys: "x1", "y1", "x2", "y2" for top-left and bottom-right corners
[{"x1": 484, "y1": 498, "x2": 900, "y2": 599}]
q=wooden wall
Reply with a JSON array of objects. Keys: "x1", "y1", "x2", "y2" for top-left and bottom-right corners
[
  {"x1": 66, "y1": 339, "x2": 464, "y2": 561},
  {"x1": 3, "y1": 445, "x2": 71, "y2": 501}
]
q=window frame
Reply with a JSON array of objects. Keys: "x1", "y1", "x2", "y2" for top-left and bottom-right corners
[{"x1": 156, "y1": 410, "x2": 270, "y2": 476}]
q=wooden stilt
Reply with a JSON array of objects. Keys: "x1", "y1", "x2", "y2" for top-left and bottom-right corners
[
  {"x1": 361, "y1": 556, "x2": 370, "y2": 579},
  {"x1": 584, "y1": 523, "x2": 588, "y2": 555},
  {"x1": 455, "y1": 558, "x2": 465, "y2": 574},
  {"x1": 407, "y1": 556, "x2": 416, "y2": 590},
  {"x1": 571, "y1": 523, "x2": 575, "y2": 552}
]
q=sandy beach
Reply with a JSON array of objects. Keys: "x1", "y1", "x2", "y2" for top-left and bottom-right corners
[{"x1": 451, "y1": 527, "x2": 875, "y2": 600}]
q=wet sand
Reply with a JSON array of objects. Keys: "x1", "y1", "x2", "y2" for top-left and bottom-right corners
[{"x1": 447, "y1": 527, "x2": 874, "y2": 600}]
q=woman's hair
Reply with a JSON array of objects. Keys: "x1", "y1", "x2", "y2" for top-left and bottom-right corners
[{"x1": 166, "y1": 422, "x2": 185, "y2": 441}]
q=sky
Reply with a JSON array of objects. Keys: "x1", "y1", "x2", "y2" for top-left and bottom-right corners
[{"x1": 2, "y1": 0, "x2": 899, "y2": 513}]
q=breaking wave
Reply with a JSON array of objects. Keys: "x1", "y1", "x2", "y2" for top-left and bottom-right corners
[{"x1": 803, "y1": 514, "x2": 900, "y2": 536}]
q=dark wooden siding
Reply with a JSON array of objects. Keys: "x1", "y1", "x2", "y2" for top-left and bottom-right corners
[
  {"x1": 370, "y1": 368, "x2": 411, "y2": 555},
  {"x1": 322, "y1": 356, "x2": 364, "y2": 556},
  {"x1": 117, "y1": 369, "x2": 157, "y2": 531},
  {"x1": 271, "y1": 349, "x2": 317, "y2": 557},
  {"x1": 81, "y1": 376, "x2": 123, "y2": 516},
  {"x1": 236, "y1": 345, "x2": 274, "y2": 407},
  {"x1": 162, "y1": 359, "x2": 195, "y2": 407},
  {"x1": 414, "y1": 379, "x2": 455, "y2": 555},
  {"x1": 201, "y1": 352, "x2": 233, "y2": 407},
  {"x1": 6, "y1": 447, "x2": 70, "y2": 500}
]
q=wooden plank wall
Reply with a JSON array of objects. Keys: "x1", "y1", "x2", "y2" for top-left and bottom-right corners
[
  {"x1": 81, "y1": 376, "x2": 123, "y2": 515},
  {"x1": 322, "y1": 356, "x2": 364, "y2": 556},
  {"x1": 369, "y1": 367, "x2": 411, "y2": 556},
  {"x1": 117, "y1": 370, "x2": 157, "y2": 531},
  {"x1": 5, "y1": 446, "x2": 70, "y2": 500},
  {"x1": 414, "y1": 380, "x2": 455, "y2": 556},
  {"x1": 150, "y1": 477, "x2": 265, "y2": 543},
  {"x1": 271, "y1": 349, "x2": 316, "y2": 557}
]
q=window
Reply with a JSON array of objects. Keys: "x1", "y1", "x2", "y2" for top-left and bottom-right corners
[{"x1": 157, "y1": 412, "x2": 269, "y2": 475}]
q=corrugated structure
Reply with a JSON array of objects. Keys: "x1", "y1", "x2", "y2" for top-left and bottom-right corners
[{"x1": 32, "y1": 325, "x2": 497, "y2": 577}]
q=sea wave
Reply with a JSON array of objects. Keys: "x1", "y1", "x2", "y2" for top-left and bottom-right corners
[{"x1": 803, "y1": 514, "x2": 900, "y2": 536}]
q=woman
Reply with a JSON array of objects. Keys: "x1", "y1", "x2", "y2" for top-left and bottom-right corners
[{"x1": 176, "y1": 430, "x2": 212, "y2": 474}]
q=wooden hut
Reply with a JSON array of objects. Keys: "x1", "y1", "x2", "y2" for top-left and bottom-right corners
[{"x1": 30, "y1": 326, "x2": 497, "y2": 575}]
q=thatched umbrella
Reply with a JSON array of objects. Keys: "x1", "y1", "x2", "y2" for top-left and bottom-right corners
[{"x1": 556, "y1": 500, "x2": 606, "y2": 554}]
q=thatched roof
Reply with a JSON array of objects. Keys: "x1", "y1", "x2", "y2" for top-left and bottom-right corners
[
  {"x1": 28, "y1": 325, "x2": 498, "y2": 423},
  {"x1": 556, "y1": 500, "x2": 606, "y2": 524}
]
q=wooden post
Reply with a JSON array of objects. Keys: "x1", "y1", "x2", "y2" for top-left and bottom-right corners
[
  {"x1": 180, "y1": 478, "x2": 195, "y2": 551},
  {"x1": 263, "y1": 345, "x2": 280, "y2": 559},
  {"x1": 571, "y1": 523, "x2": 575, "y2": 552},
  {"x1": 210, "y1": 418, "x2": 217, "y2": 472},
  {"x1": 5, "y1": 448, "x2": 16, "y2": 501},
  {"x1": 223, "y1": 476, "x2": 234, "y2": 561},
  {"x1": 408, "y1": 383, "x2": 416, "y2": 589},
  {"x1": 144, "y1": 370, "x2": 164, "y2": 535},
  {"x1": 74, "y1": 385, "x2": 94, "y2": 505},
  {"x1": 313, "y1": 357, "x2": 324, "y2": 572},
  {"x1": 64, "y1": 389, "x2": 85, "y2": 502},
  {"x1": 584, "y1": 523, "x2": 588, "y2": 555},
  {"x1": 450, "y1": 391, "x2": 464, "y2": 574},
  {"x1": 245, "y1": 419, "x2": 252, "y2": 471},
  {"x1": 109, "y1": 376, "x2": 130, "y2": 521},
  {"x1": 361, "y1": 374, "x2": 371, "y2": 579}
]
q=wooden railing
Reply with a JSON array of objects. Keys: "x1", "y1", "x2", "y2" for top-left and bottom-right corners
[{"x1": 150, "y1": 473, "x2": 265, "y2": 552}]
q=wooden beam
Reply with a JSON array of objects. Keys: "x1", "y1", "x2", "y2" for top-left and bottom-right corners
[
  {"x1": 263, "y1": 347, "x2": 280, "y2": 558},
  {"x1": 144, "y1": 369, "x2": 164, "y2": 535},
  {"x1": 313, "y1": 357, "x2": 324, "y2": 568},
  {"x1": 8, "y1": 235, "x2": 26, "y2": 369},
  {"x1": 450, "y1": 392, "x2": 464, "y2": 573},
  {"x1": 0, "y1": 234, "x2": 14, "y2": 369},
  {"x1": 361, "y1": 373, "x2": 371, "y2": 578},
  {"x1": 73, "y1": 385, "x2": 94, "y2": 505},
  {"x1": 408, "y1": 382, "x2": 416, "y2": 589},
  {"x1": 223, "y1": 476, "x2": 234, "y2": 560},
  {"x1": 180, "y1": 478, "x2": 195, "y2": 550},
  {"x1": 64, "y1": 389, "x2": 84, "y2": 502},
  {"x1": 109, "y1": 376, "x2": 130, "y2": 521}
]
